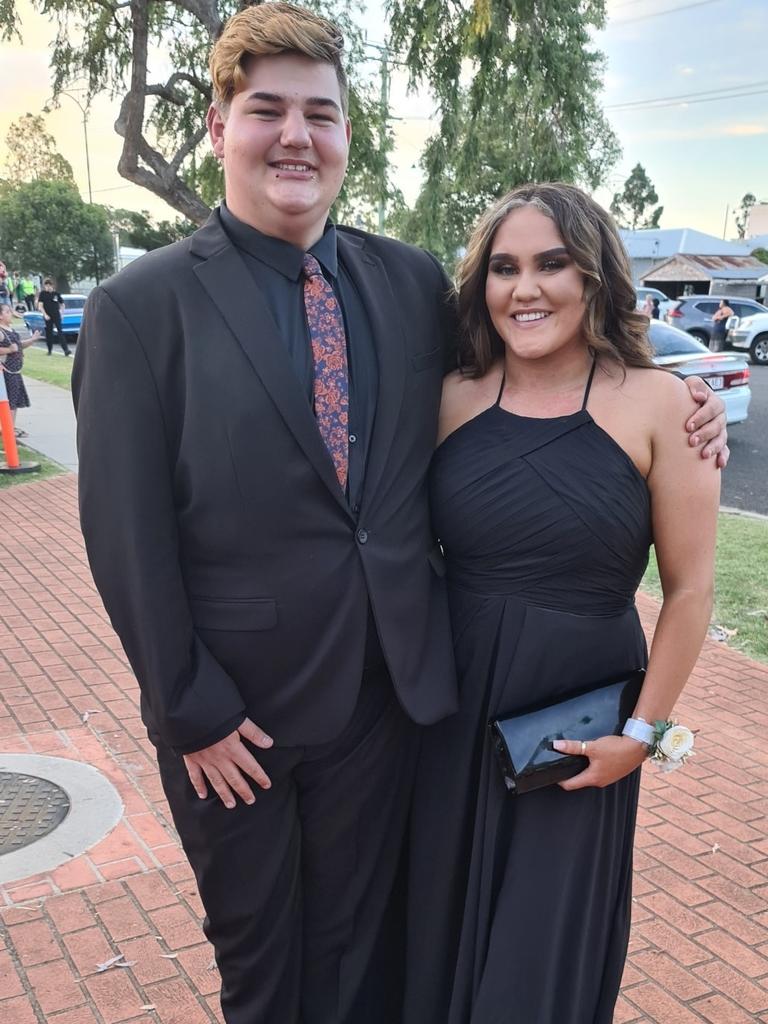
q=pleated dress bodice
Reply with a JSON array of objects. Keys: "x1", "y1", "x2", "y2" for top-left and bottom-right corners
[{"x1": 431, "y1": 404, "x2": 652, "y2": 615}]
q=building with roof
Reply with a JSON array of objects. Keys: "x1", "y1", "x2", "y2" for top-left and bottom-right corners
[
  {"x1": 619, "y1": 228, "x2": 751, "y2": 285},
  {"x1": 640, "y1": 254, "x2": 767, "y2": 301}
]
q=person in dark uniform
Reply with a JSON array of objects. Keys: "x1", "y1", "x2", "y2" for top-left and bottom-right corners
[{"x1": 37, "y1": 278, "x2": 70, "y2": 356}]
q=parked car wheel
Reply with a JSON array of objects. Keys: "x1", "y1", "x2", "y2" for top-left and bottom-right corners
[
  {"x1": 750, "y1": 334, "x2": 768, "y2": 366},
  {"x1": 688, "y1": 329, "x2": 709, "y2": 345}
]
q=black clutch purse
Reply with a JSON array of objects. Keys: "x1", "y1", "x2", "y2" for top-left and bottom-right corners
[{"x1": 490, "y1": 670, "x2": 645, "y2": 795}]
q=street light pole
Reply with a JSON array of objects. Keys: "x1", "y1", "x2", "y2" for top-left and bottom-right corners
[
  {"x1": 58, "y1": 90, "x2": 99, "y2": 284},
  {"x1": 59, "y1": 90, "x2": 93, "y2": 205}
]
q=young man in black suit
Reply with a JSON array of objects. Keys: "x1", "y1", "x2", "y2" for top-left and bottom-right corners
[{"x1": 73, "y1": 5, "x2": 727, "y2": 1022}]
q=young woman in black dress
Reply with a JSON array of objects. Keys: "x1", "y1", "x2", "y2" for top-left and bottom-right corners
[{"x1": 405, "y1": 184, "x2": 719, "y2": 1024}]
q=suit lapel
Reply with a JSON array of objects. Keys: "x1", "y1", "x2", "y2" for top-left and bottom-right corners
[
  {"x1": 191, "y1": 214, "x2": 352, "y2": 516},
  {"x1": 337, "y1": 232, "x2": 407, "y2": 511}
]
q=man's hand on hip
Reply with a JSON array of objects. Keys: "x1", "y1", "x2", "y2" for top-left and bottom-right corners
[{"x1": 183, "y1": 718, "x2": 273, "y2": 809}]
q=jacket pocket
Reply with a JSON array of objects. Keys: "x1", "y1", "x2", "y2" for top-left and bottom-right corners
[
  {"x1": 411, "y1": 346, "x2": 442, "y2": 372},
  {"x1": 189, "y1": 597, "x2": 278, "y2": 632}
]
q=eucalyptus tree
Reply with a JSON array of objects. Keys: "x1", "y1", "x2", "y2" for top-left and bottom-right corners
[
  {"x1": 0, "y1": 0, "x2": 394, "y2": 225},
  {"x1": 2, "y1": 114, "x2": 75, "y2": 186},
  {"x1": 388, "y1": 0, "x2": 619, "y2": 267},
  {"x1": 610, "y1": 164, "x2": 663, "y2": 231}
]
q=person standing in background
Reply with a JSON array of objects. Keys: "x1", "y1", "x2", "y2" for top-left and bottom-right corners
[
  {"x1": 0, "y1": 262, "x2": 10, "y2": 304},
  {"x1": 710, "y1": 298, "x2": 734, "y2": 352},
  {"x1": 21, "y1": 275, "x2": 37, "y2": 311},
  {"x1": 37, "y1": 278, "x2": 70, "y2": 356},
  {"x1": 0, "y1": 302, "x2": 39, "y2": 436}
]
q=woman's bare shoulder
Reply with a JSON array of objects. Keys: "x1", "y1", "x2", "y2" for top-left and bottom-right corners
[
  {"x1": 438, "y1": 366, "x2": 501, "y2": 446},
  {"x1": 617, "y1": 364, "x2": 696, "y2": 413}
]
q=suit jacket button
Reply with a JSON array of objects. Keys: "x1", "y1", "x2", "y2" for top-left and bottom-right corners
[{"x1": 356, "y1": 528, "x2": 369, "y2": 545}]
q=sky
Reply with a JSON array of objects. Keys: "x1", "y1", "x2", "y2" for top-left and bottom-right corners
[{"x1": 0, "y1": 0, "x2": 766, "y2": 238}]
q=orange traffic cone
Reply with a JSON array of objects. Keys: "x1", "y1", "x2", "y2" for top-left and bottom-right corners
[{"x1": 0, "y1": 368, "x2": 40, "y2": 474}]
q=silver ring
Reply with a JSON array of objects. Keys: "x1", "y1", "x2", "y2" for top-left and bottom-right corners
[{"x1": 580, "y1": 740, "x2": 587, "y2": 756}]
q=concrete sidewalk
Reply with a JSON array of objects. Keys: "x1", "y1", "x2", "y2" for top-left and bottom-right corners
[
  {"x1": 14, "y1": 371, "x2": 78, "y2": 473},
  {"x1": 2, "y1": 473, "x2": 768, "y2": 1023}
]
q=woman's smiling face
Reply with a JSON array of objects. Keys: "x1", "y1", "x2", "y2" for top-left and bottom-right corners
[{"x1": 485, "y1": 206, "x2": 588, "y2": 362}]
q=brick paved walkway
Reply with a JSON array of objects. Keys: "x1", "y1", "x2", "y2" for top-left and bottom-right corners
[{"x1": 1, "y1": 474, "x2": 768, "y2": 1023}]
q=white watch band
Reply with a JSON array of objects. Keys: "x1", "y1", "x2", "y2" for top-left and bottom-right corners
[{"x1": 622, "y1": 717, "x2": 655, "y2": 747}]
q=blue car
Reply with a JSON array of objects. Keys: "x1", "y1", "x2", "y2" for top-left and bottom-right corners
[{"x1": 23, "y1": 293, "x2": 87, "y2": 342}]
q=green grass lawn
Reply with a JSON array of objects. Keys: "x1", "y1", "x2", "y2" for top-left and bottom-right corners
[
  {"x1": 21, "y1": 345, "x2": 74, "y2": 390},
  {"x1": 0, "y1": 442, "x2": 65, "y2": 488},
  {"x1": 642, "y1": 511, "x2": 768, "y2": 665}
]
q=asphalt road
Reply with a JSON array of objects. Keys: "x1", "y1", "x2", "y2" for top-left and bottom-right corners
[{"x1": 721, "y1": 363, "x2": 767, "y2": 516}]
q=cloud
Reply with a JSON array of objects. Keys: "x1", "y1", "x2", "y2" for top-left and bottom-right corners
[
  {"x1": 678, "y1": 66, "x2": 695, "y2": 76},
  {"x1": 622, "y1": 122, "x2": 767, "y2": 142},
  {"x1": 726, "y1": 123, "x2": 768, "y2": 136}
]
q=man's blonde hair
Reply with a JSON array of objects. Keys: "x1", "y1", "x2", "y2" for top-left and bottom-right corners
[{"x1": 210, "y1": 2, "x2": 349, "y2": 114}]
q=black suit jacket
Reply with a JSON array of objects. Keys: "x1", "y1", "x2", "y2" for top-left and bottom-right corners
[{"x1": 72, "y1": 212, "x2": 459, "y2": 754}]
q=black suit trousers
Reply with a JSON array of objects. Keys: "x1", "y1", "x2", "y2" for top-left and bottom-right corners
[{"x1": 156, "y1": 664, "x2": 420, "y2": 1024}]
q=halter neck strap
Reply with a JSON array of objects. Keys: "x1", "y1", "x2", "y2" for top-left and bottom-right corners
[
  {"x1": 581, "y1": 356, "x2": 598, "y2": 411},
  {"x1": 495, "y1": 371, "x2": 506, "y2": 406}
]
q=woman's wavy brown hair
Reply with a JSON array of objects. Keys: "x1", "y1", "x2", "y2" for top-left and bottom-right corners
[{"x1": 456, "y1": 182, "x2": 654, "y2": 377}]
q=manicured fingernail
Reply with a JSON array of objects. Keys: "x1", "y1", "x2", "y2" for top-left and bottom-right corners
[
  {"x1": 703, "y1": 449, "x2": 711, "y2": 459},
  {"x1": 225, "y1": 801, "x2": 235, "y2": 809},
  {"x1": 552, "y1": 740, "x2": 565, "y2": 752},
  {"x1": 260, "y1": 735, "x2": 273, "y2": 748},
  {"x1": 691, "y1": 435, "x2": 699, "y2": 446}
]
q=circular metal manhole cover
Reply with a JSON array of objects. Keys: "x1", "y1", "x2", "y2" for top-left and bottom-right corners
[{"x1": 0, "y1": 771, "x2": 71, "y2": 856}]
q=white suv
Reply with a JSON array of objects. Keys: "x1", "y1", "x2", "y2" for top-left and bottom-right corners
[{"x1": 727, "y1": 313, "x2": 768, "y2": 365}]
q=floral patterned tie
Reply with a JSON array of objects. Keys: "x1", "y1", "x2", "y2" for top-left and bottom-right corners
[{"x1": 302, "y1": 253, "x2": 349, "y2": 490}]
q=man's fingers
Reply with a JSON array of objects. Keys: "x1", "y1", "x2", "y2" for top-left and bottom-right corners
[
  {"x1": 238, "y1": 717, "x2": 273, "y2": 749},
  {"x1": 231, "y1": 746, "x2": 272, "y2": 791},
  {"x1": 205, "y1": 767, "x2": 238, "y2": 810},
  {"x1": 688, "y1": 410, "x2": 725, "y2": 445},
  {"x1": 219, "y1": 767, "x2": 257, "y2": 807},
  {"x1": 716, "y1": 444, "x2": 730, "y2": 469},
  {"x1": 183, "y1": 758, "x2": 208, "y2": 800}
]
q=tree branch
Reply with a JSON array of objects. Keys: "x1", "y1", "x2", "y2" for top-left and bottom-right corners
[
  {"x1": 115, "y1": 0, "x2": 210, "y2": 224},
  {"x1": 169, "y1": 123, "x2": 208, "y2": 177},
  {"x1": 173, "y1": 0, "x2": 223, "y2": 38},
  {"x1": 146, "y1": 71, "x2": 211, "y2": 105}
]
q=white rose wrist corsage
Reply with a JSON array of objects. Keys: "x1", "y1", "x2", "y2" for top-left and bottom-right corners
[{"x1": 650, "y1": 720, "x2": 695, "y2": 773}]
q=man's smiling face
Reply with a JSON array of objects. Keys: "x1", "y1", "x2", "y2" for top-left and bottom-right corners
[{"x1": 208, "y1": 52, "x2": 351, "y2": 249}]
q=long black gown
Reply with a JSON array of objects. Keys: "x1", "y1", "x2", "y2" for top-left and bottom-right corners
[{"x1": 405, "y1": 368, "x2": 652, "y2": 1024}]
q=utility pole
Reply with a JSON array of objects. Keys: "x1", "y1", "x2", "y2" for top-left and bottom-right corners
[
  {"x1": 377, "y1": 47, "x2": 390, "y2": 234},
  {"x1": 722, "y1": 203, "x2": 730, "y2": 240},
  {"x1": 365, "y1": 40, "x2": 393, "y2": 235},
  {"x1": 55, "y1": 89, "x2": 99, "y2": 283}
]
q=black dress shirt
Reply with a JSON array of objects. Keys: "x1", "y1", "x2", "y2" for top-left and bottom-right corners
[{"x1": 219, "y1": 204, "x2": 377, "y2": 515}]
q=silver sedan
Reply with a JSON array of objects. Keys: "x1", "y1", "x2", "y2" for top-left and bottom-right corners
[{"x1": 649, "y1": 320, "x2": 751, "y2": 425}]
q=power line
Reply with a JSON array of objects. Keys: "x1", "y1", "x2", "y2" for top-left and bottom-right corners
[
  {"x1": 613, "y1": 0, "x2": 725, "y2": 24},
  {"x1": 608, "y1": 87, "x2": 768, "y2": 110},
  {"x1": 612, "y1": 86, "x2": 768, "y2": 109},
  {"x1": 606, "y1": 78, "x2": 768, "y2": 109}
]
